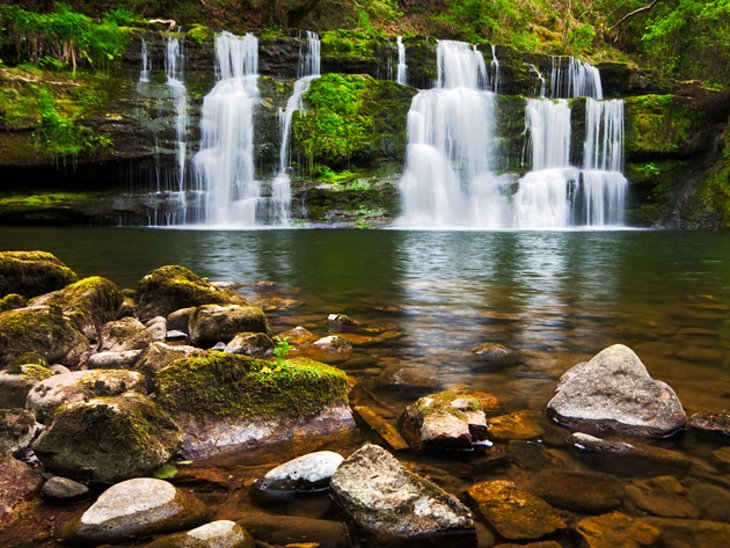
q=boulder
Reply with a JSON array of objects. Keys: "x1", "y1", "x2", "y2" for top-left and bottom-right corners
[
  {"x1": 134, "y1": 342, "x2": 205, "y2": 385},
  {"x1": 688, "y1": 411, "x2": 730, "y2": 437},
  {"x1": 33, "y1": 392, "x2": 182, "y2": 483},
  {"x1": 330, "y1": 443, "x2": 475, "y2": 545},
  {"x1": 0, "y1": 251, "x2": 77, "y2": 299},
  {"x1": 189, "y1": 304, "x2": 271, "y2": 348},
  {"x1": 29, "y1": 276, "x2": 123, "y2": 339},
  {"x1": 0, "y1": 306, "x2": 88, "y2": 367},
  {"x1": 399, "y1": 389, "x2": 489, "y2": 450},
  {"x1": 27, "y1": 369, "x2": 147, "y2": 424},
  {"x1": 136, "y1": 265, "x2": 248, "y2": 320},
  {"x1": 0, "y1": 408, "x2": 40, "y2": 456},
  {"x1": 60, "y1": 478, "x2": 208, "y2": 544},
  {"x1": 98, "y1": 317, "x2": 155, "y2": 352},
  {"x1": 224, "y1": 332, "x2": 275, "y2": 358},
  {"x1": 146, "y1": 520, "x2": 254, "y2": 548},
  {"x1": 252, "y1": 450, "x2": 344, "y2": 496},
  {"x1": 0, "y1": 363, "x2": 54, "y2": 408},
  {"x1": 0, "y1": 455, "x2": 43, "y2": 531},
  {"x1": 166, "y1": 307, "x2": 196, "y2": 333},
  {"x1": 154, "y1": 353, "x2": 354, "y2": 458},
  {"x1": 145, "y1": 316, "x2": 168, "y2": 341},
  {"x1": 465, "y1": 480, "x2": 566, "y2": 541},
  {"x1": 41, "y1": 476, "x2": 90, "y2": 504},
  {"x1": 87, "y1": 350, "x2": 144, "y2": 369},
  {"x1": 547, "y1": 344, "x2": 686, "y2": 437}
]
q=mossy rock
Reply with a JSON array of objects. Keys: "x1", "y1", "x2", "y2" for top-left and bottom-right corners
[
  {"x1": 0, "y1": 293, "x2": 27, "y2": 312},
  {"x1": 625, "y1": 95, "x2": 712, "y2": 159},
  {"x1": 29, "y1": 276, "x2": 123, "y2": 339},
  {"x1": 136, "y1": 265, "x2": 249, "y2": 320},
  {"x1": 0, "y1": 305, "x2": 88, "y2": 368},
  {"x1": 188, "y1": 304, "x2": 271, "y2": 348},
  {"x1": 292, "y1": 73, "x2": 417, "y2": 173},
  {"x1": 154, "y1": 352, "x2": 353, "y2": 457},
  {"x1": 0, "y1": 363, "x2": 54, "y2": 408},
  {"x1": 33, "y1": 392, "x2": 182, "y2": 483},
  {"x1": 0, "y1": 250, "x2": 77, "y2": 299}
]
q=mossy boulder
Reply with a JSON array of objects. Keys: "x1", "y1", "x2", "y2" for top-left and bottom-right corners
[
  {"x1": 133, "y1": 342, "x2": 205, "y2": 387},
  {"x1": 98, "y1": 317, "x2": 154, "y2": 352},
  {"x1": 188, "y1": 304, "x2": 271, "y2": 348},
  {"x1": 26, "y1": 369, "x2": 146, "y2": 424},
  {"x1": 0, "y1": 251, "x2": 77, "y2": 299},
  {"x1": 136, "y1": 265, "x2": 249, "y2": 321},
  {"x1": 154, "y1": 352, "x2": 354, "y2": 458},
  {"x1": 33, "y1": 392, "x2": 182, "y2": 483},
  {"x1": 0, "y1": 363, "x2": 54, "y2": 409},
  {"x1": 29, "y1": 276, "x2": 123, "y2": 339},
  {"x1": 0, "y1": 305, "x2": 88, "y2": 368},
  {"x1": 60, "y1": 478, "x2": 208, "y2": 544},
  {"x1": 0, "y1": 293, "x2": 27, "y2": 312}
]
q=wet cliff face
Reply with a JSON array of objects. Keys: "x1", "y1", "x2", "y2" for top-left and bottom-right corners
[{"x1": 0, "y1": 28, "x2": 727, "y2": 228}]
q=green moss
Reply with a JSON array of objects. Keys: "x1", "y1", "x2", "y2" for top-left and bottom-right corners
[
  {"x1": 0, "y1": 305, "x2": 78, "y2": 364},
  {"x1": 690, "y1": 127, "x2": 730, "y2": 229},
  {"x1": 292, "y1": 74, "x2": 415, "y2": 173},
  {"x1": 155, "y1": 352, "x2": 349, "y2": 422},
  {"x1": 625, "y1": 95, "x2": 707, "y2": 157},
  {"x1": 320, "y1": 30, "x2": 376, "y2": 60},
  {"x1": 186, "y1": 24, "x2": 212, "y2": 46},
  {"x1": 0, "y1": 293, "x2": 26, "y2": 312}
]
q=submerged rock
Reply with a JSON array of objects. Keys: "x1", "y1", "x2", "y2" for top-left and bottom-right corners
[
  {"x1": 33, "y1": 392, "x2": 181, "y2": 483},
  {"x1": 487, "y1": 410, "x2": 544, "y2": 441},
  {"x1": 146, "y1": 520, "x2": 254, "y2": 548},
  {"x1": 465, "y1": 480, "x2": 566, "y2": 540},
  {"x1": 60, "y1": 478, "x2": 208, "y2": 544},
  {"x1": 0, "y1": 306, "x2": 88, "y2": 368},
  {"x1": 0, "y1": 250, "x2": 77, "y2": 299},
  {"x1": 331, "y1": 443, "x2": 475, "y2": 545},
  {"x1": 688, "y1": 410, "x2": 730, "y2": 437},
  {"x1": 399, "y1": 388, "x2": 489, "y2": 450},
  {"x1": 305, "y1": 335, "x2": 353, "y2": 364},
  {"x1": 189, "y1": 304, "x2": 271, "y2": 348},
  {"x1": 626, "y1": 476, "x2": 700, "y2": 519},
  {"x1": 327, "y1": 313, "x2": 358, "y2": 330},
  {"x1": 136, "y1": 265, "x2": 248, "y2": 320},
  {"x1": 527, "y1": 469, "x2": 625, "y2": 514},
  {"x1": 576, "y1": 512, "x2": 660, "y2": 547},
  {"x1": 154, "y1": 353, "x2": 354, "y2": 458},
  {"x1": 278, "y1": 326, "x2": 317, "y2": 345},
  {"x1": 26, "y1": 369, "x2": 147, "y2": 424},
  {"x1": 571, "y1": 432, "x2": 692, "y2": 470},
  {"x1": 639, "y1": 517, "x2": 730, "y2": 547},
  {"x1": 471, "y1": 342, "x2": 520, "y2": 366},
  {"x1": 547, "y1": 344, "x2": 686, "y2": 437},
  {"x1": 237, "y1": 513, "x2": 350, "y2": 548}
]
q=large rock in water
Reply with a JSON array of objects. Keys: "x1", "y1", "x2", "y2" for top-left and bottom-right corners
[
  {"x1": 0, "y1": 251, "x2": 77, "y2": 298},
  {"x1": 136, "y1": 265, "x2": 249, "y2": 320},
  {"x1": 60, "y1": 478, "x2": 208, "y2": 544},
  {"x1": 154, "y1": 353, "x2": 354, "y2": 458},
  {"x1": 188, "y1": 304, "x2": 271, "y2": 348},
  {"x1": 33, "y1": 392, "x2": 181, "y2": 483},
  {"x1": 0, "y1": 306, "x2": 88, "y2": 367},
  {"x1": 329, "y1": 443, "x2": 475, "y2": 546},
  {"x1": 29, "y1": 276, "x2": 123, "y2": 339},
  {"x1": 547, "y1": 344, "x2": 686, "y2": 437}
]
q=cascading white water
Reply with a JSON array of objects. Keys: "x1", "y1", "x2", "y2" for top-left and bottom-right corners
[
  {"x1": 271, "y1": 30, "x2": 321, "y2": 225},
  {"x1": 398, "y1": 40, "x2": 507, "y2": 228},
  {"x1": 490, "y1": 45, "x2": 500, "y2": 93},
  {"x1": 193, "y1": 32, "x2": 260, "y2": 226},
  {"x1": 139, "y1": 38, "x2": 150, "y2": 83},
  {"x1": 396, "y1": 36, "x2": 407, "y2": 85},
  {"x1": 580, "y1": 98, "x2": 627, "y2": 226},
  {"x1": 166, "y1": 37, "x2": 188, "y2": 193},
  {"x1": 527, "y1": 64, "x2": 547, "y2": 98},
  {"x1": 549, "y1": 57, "x2": 603, "y2": 99}
]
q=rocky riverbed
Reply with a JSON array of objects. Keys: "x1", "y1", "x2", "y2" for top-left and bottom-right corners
[{"x1": 1, "y1": 249, "x2": 730, "y2": 547}]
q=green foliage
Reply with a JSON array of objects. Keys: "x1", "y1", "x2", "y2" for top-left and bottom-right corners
[
  {"x1": 152, "y1": 463, "x2": 178, "y2": 479},
  {"x1": 186, "y1": 23, "x2": 213, "y2": 46},
  {"x1": 320, "y1": 30, "x2": 375, "y2": 59},
  {"x1": 273, "y1": 336, "x2": 292, "y2": 367},
  {"x1": 567, "y1": 23, "x2": 596, "y2": 56},
  {"x1": 0, "y1": 3, "x2": 130, "y2": 72}
]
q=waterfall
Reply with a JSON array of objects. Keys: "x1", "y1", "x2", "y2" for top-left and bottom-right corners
[
  {"x1": 398, "y1": 40, "x2": 507, "y2": 228},
  {"x1": 580, "y1": 98, "x2": 627, "y2": 226},
  {"x1": 139, "y1": 38, "x2": 150, "y2": 83},
  {"x1": 549, "y1": 57, "x2": 603, "y2": 99},
  {"x1": 490, "y1": 45, "x2": 499, "y2": 93},
  {"x1": 527, "y1": 64, "x2": 547, "y2": 98},
  {"x1": 193, "y1": 32, "x2": 260, "y2": 226},
  {"x1": 271, "y1": 30, "x2": 321, "y2": 226},
  {"x1": 396, "y1": 36, "x2": 407, "y2": 85}
]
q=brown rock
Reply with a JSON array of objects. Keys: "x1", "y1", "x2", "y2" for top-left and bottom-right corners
[
  {"x1": 576, "y1": 512, "x2": 660, "y2": 547},
  {"x1": 625, "y1": 476, "x2": 699, "y2": 518},
  {"x1": 488, "y1": 410, "x2": 544, "y2": 441},
  {"x1": 0, "y1": 455, "x2": 42, "y2": 530},
  {"x1": 527, "y1": 469, "x2": 625, "y2": 514}
]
